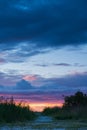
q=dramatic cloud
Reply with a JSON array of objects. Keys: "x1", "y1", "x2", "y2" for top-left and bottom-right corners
[
  {"x1": 0, "y1": 0, "x2": 87, "y2": 53},
  {"x1": 16, "y1": 79, "x2": 33, "y2": 90},
  {"x1": 0, "y1": 1, "x2": 87, "y2": 111},
  {"x1": 0, "y1": 72, "x2": 87, "y2": 107},
  {"x1": 49, "y1": 72, "x2": 87, "y2": 90},
  {"x1": 0, "y1": 72, "x2": 87, "y2": 93}
]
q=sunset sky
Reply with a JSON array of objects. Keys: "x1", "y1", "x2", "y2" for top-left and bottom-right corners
[{"x1": 0, "y1": 0, "x2": 87, "y2": 111}]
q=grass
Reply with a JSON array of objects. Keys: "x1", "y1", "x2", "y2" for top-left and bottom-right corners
[
  {"x1": 0, "y1": 97, "x2": 36, "y2": 123},
  {"x1": 1, "y1": 120, "x2": 87, "y2": 129},
  {"x1": 1, "y1": 91, "x2": 87, "y2": 126}
]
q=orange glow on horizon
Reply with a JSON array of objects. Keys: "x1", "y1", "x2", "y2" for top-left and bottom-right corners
[
  {"x1": 30, "y1": 102, "x2": 63, "y2": 112},
  {"x1": 0, "y1": 93, "x2": 63, "y2": 112},
  {"x1": 15, "y1": 101, "x2": 63, "y2": 112}
]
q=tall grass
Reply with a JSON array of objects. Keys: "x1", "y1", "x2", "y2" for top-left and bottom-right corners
[{"x1": 0, "y1": 96, "x2": 36, "y2": 123}]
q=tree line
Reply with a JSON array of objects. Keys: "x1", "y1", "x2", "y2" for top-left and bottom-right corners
[{"x1": 43, "y1": 91, "x2": 87, "y2": 120}]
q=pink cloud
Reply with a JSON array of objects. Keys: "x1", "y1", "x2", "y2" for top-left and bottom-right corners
[{"x1": 23, "y1": 75, "x2": 37, "y2": 81}]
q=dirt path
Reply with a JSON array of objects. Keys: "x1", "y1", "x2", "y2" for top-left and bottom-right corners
[
  {"x1": 34, "y1": 115, "x2": 53, "y2": 123},
  {"x1": 0, "y1": 115, "x2": 87, "y2": 129}
]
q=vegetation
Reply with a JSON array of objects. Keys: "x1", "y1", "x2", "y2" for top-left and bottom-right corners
[
  {"x1": 1, "y1": 91, "x2": 87, "y2": 123},
  {"x1": 42, "y1": 91, "x2": 87, "y2": 120},
  {"x1": 63, "y1": 91, "x2": 87, "y2": 107},
  {"x1": 0, "y1": 96, "x2": 36, "y2": 123}
]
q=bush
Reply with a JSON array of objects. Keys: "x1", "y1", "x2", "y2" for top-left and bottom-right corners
[
  {"x1": 0, "y1": 97, "x2": 36, "y2": 123},
  {"x1": 42, "y1": 91, "x2": 87, "y2": 120}
]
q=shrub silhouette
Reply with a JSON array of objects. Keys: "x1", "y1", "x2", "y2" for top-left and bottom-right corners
[
  {"x1": 63, "y1": 91, "x2": 87, "y2": 108},
  {"x1": 42, "y1": 91, "x2": 87, "y2": 120},
  {"x1": 42, "y1": 107, "x2": 61, "y2": 116},
  {"x1": 0, "y1": 97, "x2": 36, "y2": 123}
]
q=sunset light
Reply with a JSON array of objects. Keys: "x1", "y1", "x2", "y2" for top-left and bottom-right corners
[{"x1": 0, "y1": 0, "x2": 87, "y2": 129}]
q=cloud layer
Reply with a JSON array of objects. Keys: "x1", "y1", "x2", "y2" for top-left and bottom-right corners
[
  {"x1": 0, "y1": 71, "x2": 87, "y2": 92},
  {"x1": 0, "y1": 0, "x2": 87, "y2": 53},
  {"x1": 0, "y1": 71, "x2": 87, "y2": 108}
]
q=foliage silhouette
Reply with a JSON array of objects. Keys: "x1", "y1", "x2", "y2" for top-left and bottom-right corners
[
  {"x1": 42, "y1": 91, "x2": 87, "y2": 120},
  {"x1": 63, "y1": 91, "x2": 87, "y2": 108},
  {"x1": 0, "y1": 97, "x2": 36, "y2": 123}
]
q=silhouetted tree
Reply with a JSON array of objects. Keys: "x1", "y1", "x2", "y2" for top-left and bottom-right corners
[{"x1": 63, "y1": 91, "x2": 87, "y2": 108}]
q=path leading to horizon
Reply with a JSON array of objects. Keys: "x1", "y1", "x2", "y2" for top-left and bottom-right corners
[
  {"x1": 0, "y1": 115, "x2": 87, "y2": 130},
  {"x1": 34, "y1": 114, "x2": 53, "y2": 123}
]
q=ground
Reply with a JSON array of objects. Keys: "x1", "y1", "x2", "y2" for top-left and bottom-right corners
[{"x1": 0, "y1": 115, "x2": 87, "y2": 130}]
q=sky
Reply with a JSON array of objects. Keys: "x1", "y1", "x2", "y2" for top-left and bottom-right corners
[{"x1": 0, "y1": 0, "x2": 87, "y2": 111}]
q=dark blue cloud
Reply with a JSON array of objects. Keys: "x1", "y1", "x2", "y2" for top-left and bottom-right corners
[
  {"x1": 34, "y1": 62, "x2": 86, "y2": 68},
  {"x1": 0, "y1": 71, "x2": 87, "y2": 103},
  {"x1": 0, "y1": 71, "x2": 87, "y2": 93},
  {"x1": 16, "y1": 79, "x2": 33, "y2": 90},
  {"x1": 49, "y1": 72, "x2": 87, "y2": 89},
  {"x1": 53, "y1": 63, "x2": 71, "y2": 67},
  {"x1": 0, "y1": 0, "x2": 87, "y2": 52}
]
